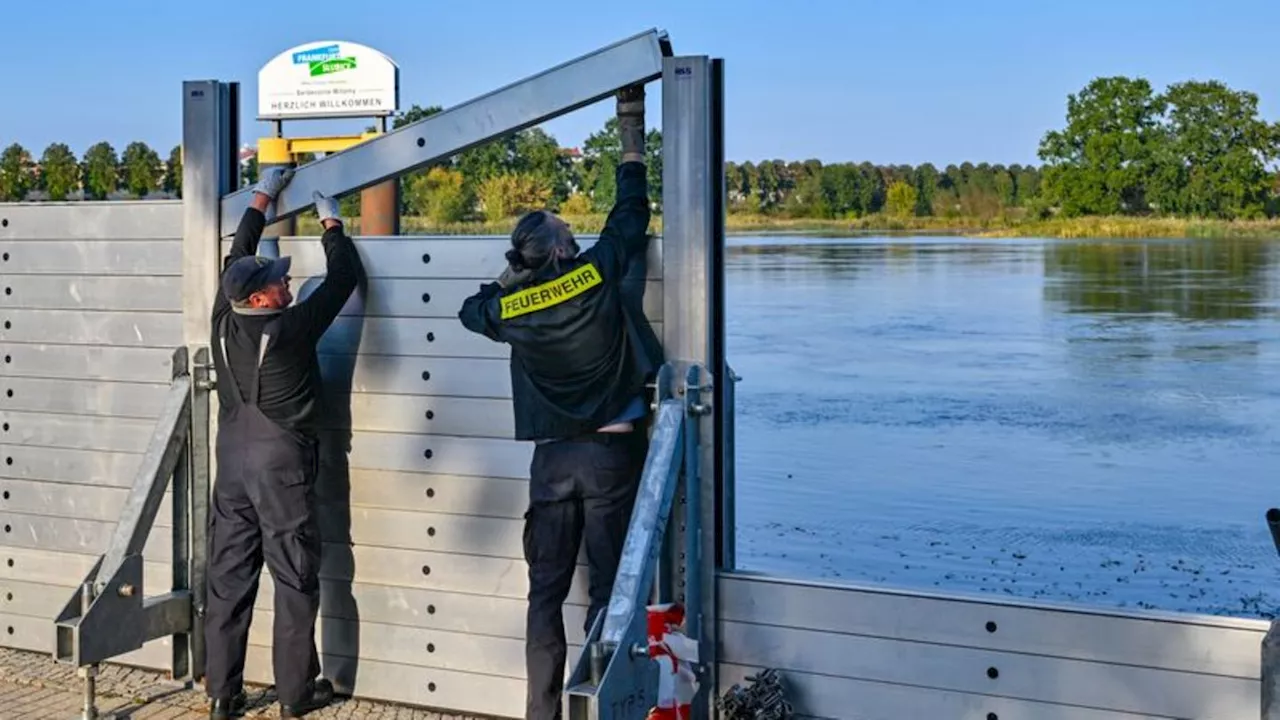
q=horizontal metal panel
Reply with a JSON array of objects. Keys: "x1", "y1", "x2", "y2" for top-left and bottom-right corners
[
  {"x1": 0, "y1": 201, "x2": 182, "y2": 241},
  {"x1": 0, "y1": 445, "x2": 142, "y2": 487},
  {"x1": 320, "y1": 354, "x2": 512, "y2": 398},
  {"x1": 719, "y1": 663, "x2": 1172, "y2": 720},
  {"x1": 719, "y1": 573, "x2": 1267, "y2": 679},
  {"x1": 0, "y1": 579, "x2": 75, "y2": 619},
  {"x1": 719, "y1": 620, "x2": 1256, "y2": 718},
  {"x1": 0, "y1": 240, "x2": 182, "y2": 275},
  {"x1": 334, "y1": 469, "x2": 527, "y2": 519},
  {"x1": 338, "y1": 393, "x2": 513, "y2": 438},
  {"x1": 0, "y1": 378, "x2": 170, "y2": 418},
  {"x1": 0, "y1": 275, "x2": 182, "y2": 311},
  {"x1": 349, "y1": 430, "x2": 531, "y2": 479},
  {"x1": 321, "y1": 544, "x2": 588, "y2": 604},
  {"x1": 247, "y1": 609, "x2": 581, "y2": 680},
  {"x1": 318, "y1": 316, "x2": 505, "y2": 358},
  {"x1": 0, "y1": 612, "x2": 173, "y2": 671},
  {"x1": 0, "y1": 547, "x2": 168, "y2": 588},
  {"x1": 0, "y1": 344, "x2": 177, "y2": 384},
  {"x1": 243, "y1": 644, "x2": 524, "y2": 719},
  {"x1": 0, "y1": 412, "x2": 154, "y2": 453},
  {"x1": 309, "y1": 277, "x2": 662, "y2": 321},
  {"x1": 0, "y1": 310, "x2": 181, "y2": 347},
  {"x1": 0, "y1": 478, "x2": 173, "y2": 526},
  {"x1": 0, "y1": 512, "x2": 171, "y2": 561},
  {"x1": 257, "y1": 578, "x2": 588, "y2": 641},
  {"x1": 227, "y1": 235, "x2": 662, "y2": 280},
  {"x1": 317, "y1": 506, "x2": 537, "y2": 560},
  {"x1": 318, "y1": 316, "x2": 662, "y2": 359}
]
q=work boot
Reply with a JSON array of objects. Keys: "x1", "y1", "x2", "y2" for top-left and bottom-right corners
[
  {"x1": 280, "y1": 678, "x2": 335, "y2": 718},
  {"x1": 209, "y1": 691, "x2": 247, "y2": 719}
]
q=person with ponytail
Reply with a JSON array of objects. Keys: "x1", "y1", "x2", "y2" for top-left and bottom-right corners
[{"x1": 458, "y1": 83, "x2": 659, "y2": 720}]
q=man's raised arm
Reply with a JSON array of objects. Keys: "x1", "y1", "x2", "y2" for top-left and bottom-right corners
[
  {"x1": 590, "y1": 84, "x2": 651, "y2": 278},
  {"x1": 213, "y1": 168, "x2": 294, "y2": 316}
]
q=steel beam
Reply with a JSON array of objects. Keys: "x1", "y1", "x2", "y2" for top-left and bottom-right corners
[
  {"x1": 218, "y1": 28, "x2": 672, "y2": 233},
  {"x1": 661, "y1": 54, "x2": 725, "y2": 720},
  {"x1": 183, "y1": 80, "x2": 237, "y2": 345}
]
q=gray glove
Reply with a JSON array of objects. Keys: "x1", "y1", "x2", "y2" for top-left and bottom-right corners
[
  {"x1": 617, "y1": 85, "x2": 645, "y2": 163},
  {"x1": 254, "y1": 167, "x2": 294, "y2": 199},
  {"x1": 312, "y1": 191, "x2": 340, "y2": 224}
]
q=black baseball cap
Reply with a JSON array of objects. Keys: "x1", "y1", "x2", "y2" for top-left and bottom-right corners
[{"x1": 221, "y1": 255, "x2": 292, "y2": 303}]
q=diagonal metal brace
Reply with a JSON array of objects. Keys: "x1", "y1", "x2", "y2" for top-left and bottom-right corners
[
  {"x1": 53, "y1": 348, "x2": 195, "y2": 667},
  {"x1": 219, "y1": 28, "x2": 673, "y2": 233},
  {"x1": 566, "y1": 364, "x2": 686, "y2": 718}
]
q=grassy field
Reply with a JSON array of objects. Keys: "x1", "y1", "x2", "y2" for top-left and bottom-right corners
[{"x1": 295, "y1": 213, "x2": 1280, "y2": 239}]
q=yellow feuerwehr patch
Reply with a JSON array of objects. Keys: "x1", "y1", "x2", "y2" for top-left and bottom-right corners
[{"x1": 499, "y1": 263, "x2": 603, "y2": 320}]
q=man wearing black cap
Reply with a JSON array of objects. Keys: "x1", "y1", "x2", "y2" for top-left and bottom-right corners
[{"x1": 205, "y1": 167, "x2": 363, "y2": 719}]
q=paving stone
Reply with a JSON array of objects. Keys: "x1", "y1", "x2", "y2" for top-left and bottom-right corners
[{"x1": 0, "y1": 647, "x2": 482, "y2": 719}]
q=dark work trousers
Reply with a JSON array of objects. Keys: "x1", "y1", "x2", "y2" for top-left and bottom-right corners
[
  {"x1": 204, "y1": 318, "x2": 322, "y2": 706},
  {"x1": 525, "y1": 430, "x2": 647, "y2": 720}
]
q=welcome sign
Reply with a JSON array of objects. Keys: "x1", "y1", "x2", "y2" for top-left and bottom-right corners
[{"x1": 258, "y1": 40, "x2": 400, "y2": 120}]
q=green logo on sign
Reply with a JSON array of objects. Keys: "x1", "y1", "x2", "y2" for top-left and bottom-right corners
[{"x1": 310, "y1": 57, "x2": 357, "y2": 76}]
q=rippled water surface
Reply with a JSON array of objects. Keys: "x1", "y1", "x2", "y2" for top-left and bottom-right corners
[{"x1": 728, "y1": 236, "x2": 1280, "y2": 617}]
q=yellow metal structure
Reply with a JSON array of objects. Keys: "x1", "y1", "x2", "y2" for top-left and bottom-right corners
[{"x1": 257, "y1": 132, "x2": 380, "y2": 163}]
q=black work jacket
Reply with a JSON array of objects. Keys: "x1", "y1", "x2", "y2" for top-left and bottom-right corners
[
  {"x1": 210, "y1": 208, "x2": 363, "y2": 439},
  {"x1": 459, "y1": 161, "x2": 662, "y2": 441}
]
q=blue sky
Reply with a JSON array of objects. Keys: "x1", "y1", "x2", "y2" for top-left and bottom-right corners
[{"x1": 2, "y1": 0, "x2": 1278, "y2": 167}]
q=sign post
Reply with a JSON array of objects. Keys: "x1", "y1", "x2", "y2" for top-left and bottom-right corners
[{"x1": 256, "y1": 41, "x2": 402, "y2": 235}]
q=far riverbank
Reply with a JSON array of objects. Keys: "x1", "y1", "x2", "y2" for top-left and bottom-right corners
[{"x1": 294, "y1": 212, "x2": 1280, "y2": 240}]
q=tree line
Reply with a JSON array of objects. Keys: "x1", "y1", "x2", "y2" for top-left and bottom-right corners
[{"x1": 1, "y1": 75, "x2": 1276, "y2": 223}]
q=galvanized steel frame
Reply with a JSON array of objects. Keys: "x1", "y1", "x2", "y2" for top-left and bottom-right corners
[
  {"x1": 50, "y1": 345, "x2": 206, "y2": 712},
  {"x1": 660, "y1": 55, "x2": 727, "y2": 719}
]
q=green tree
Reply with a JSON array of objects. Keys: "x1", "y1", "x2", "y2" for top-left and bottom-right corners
[
  {"x1": 477, "y1": 173, "x2": 551, "y2": 221},
  {"x1": 39, "y1": 143, "x2": 79, "y2": 200},
  {"x1": 0, "y1": 144, "x2": 36, "y2": 202},
  {"x1": 120, "y1": 141, "x2": 162, "y2": 198},
  {"x1": 1037, "y1": 77, "x2": 1167, "y2": 216},
  {"x1": 1153, "y1": 80, "x2": 1280, "y2": 218},
  {"x1": 81, "y1": 142, "x2": 120, "y2": 200},
  {"x1": 164, "y1": 145, "x2": 182, "y2": 196},
  {"x1": 884, "y1": 180, "x2": 918, "y2": 218},
  {"x1": 404, "y1": 167, "x2": 472, "y2": 223},
  {"x1": 913, "y1": 163, "x2": 938, "y2": 216},
  {"x1": 579, "y1": 117, "x2": 662, "y2": 212}
]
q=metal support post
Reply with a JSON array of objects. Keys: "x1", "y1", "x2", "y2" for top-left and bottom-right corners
[
  {"x1": 183, "y1": 79, "x2": 237, "y2": 685},
  {"x1": 661, "y1": 53, "x2": 726, "y2": 720},
  {"x1": 171, "y1": 348, "x2": 193, "y2": 682},
  {"x1": 190, "y1": 347, "x2": 214, "y2": 680}
]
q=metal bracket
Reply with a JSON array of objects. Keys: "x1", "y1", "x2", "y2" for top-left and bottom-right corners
[
  {"x1": 52, "y1": 347, "x2": 201, "y2": 718},
  {"x1": 566, "y1": 363, "x2": 691, "y2": 719}
]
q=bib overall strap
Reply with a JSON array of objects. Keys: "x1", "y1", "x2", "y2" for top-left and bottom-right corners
[{"x1": 217, "y1": 315, "x2": 282, "y2": 409}]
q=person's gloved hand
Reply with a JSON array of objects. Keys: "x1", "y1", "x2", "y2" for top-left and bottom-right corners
[
  {"x1": 254, "y1": 167, "x2": 294, "y2": 199},
  {"x1": 313, "y1": 191, "x2": 341, "y2": 226},
  {"x1": 617, "y1": 84, "x2": 645, "y2": 164},
  {"x1": 497, "y1": 265, "x2": 532, "y2": 289}
]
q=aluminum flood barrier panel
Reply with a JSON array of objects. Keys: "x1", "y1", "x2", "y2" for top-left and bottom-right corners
[{"x1": 0, "y1": 200, "x2": 187, "y2": 674}]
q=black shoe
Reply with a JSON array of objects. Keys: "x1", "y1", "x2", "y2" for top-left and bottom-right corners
[
  {"x1": 209, "y1": 692, "x2": 247, "y2": 719},
  {"x1": 280, "y1": 678, "x2": 335, "y2": 718}
]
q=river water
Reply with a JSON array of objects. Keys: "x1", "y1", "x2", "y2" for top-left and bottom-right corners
[{"x1": 727, "y1": 235, "x2": 1280, "y2": 618}]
